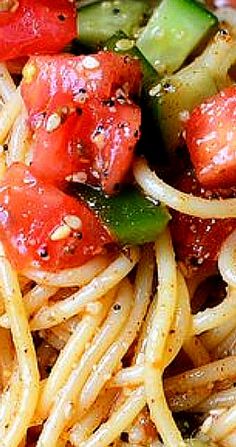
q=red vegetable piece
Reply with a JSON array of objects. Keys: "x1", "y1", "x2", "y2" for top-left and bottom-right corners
[
  {"x1": 30, "y1": 112, "x2": 91, "y2": 187},
  {"x1": 74, "y1": 99, "x2": 141, "y2": 194},
  {"x1": 30, "y1": 100, "x2": 141, "y2": 193},
  {"x1": 25, "y1": 52, "x2": 142, "y2": 193},
  {"x1": 21, "y1": 52, "x2": 141, "y2": 120},
  {"x1": 170, "y1": 170, "x2": 236, "y2": 273},
  {"x1": 0, "y1": 0, "x2": 76, "y2": 61},
  {"x1": 0, "y1": 163, "x2": 112, "y2": 271},
  {"x1": 185, "y1": 86, "x2": 236, "y2": 189}
]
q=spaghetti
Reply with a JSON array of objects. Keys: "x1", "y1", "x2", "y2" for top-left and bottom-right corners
[{"x1": 0, "y1": 9, "x2": 236, "y2": 447}]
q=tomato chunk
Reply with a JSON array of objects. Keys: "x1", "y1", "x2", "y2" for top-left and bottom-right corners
[
  {"x1": 30, "y1": 112, "x2": 91, "y2": 187},
  {"x1": 21, "y1": 52, "x2": 141, "y2": 120},
  {"x1": 0, "y1": 0, "x2": 76, "y2": 61},
  {"x1": 0, "y1": 163, "x2": 112, "y2": 271},
  {"x1": 70, "y1": 99, "x2": 141, "y2": 193},
  {"x1": 23, "y1": 52, "x2": 141, "y2": 194},
  {"x1": 31, "y1": 99, "x2": 141, "y2": 193},
  {"x1": 170, "y1": 170, "x2": 236, "y2": 273},
  {"x1": 185, "y1": 86, "x2": 236, "y2": 188}
]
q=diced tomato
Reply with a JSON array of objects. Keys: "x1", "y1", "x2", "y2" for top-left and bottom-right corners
[
  {"x1": 0, "y1": 0, "x2": 76, "y2": 61},
  {"x1": 21, "y1": 52, "x2": 141, "y2": 120},
  {"x1": 30, "y1": 112, "x2": 91, "y2": 187},
  {"x1": 72, "y1": 99, "x2": 141, "y2": 193},
  {"x1": 30, "y1": 99, "x2": 141, "y2": 194},
  {"x1": 185, "y1": 86, "x2": 236, "y2": 189},
  {"x1": 24, "y1": 53, "x2": 141, "y2": 194},
  {"x1": 170, "y1": 170, "x2": 236, "y2": 273},
  {"x1": 0, "y1": 163, "x2": 112, "y2": 271}
]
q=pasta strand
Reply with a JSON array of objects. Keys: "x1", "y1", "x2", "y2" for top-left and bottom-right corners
[{"x1": 0, "y1": 246, "x2": 39, "y2": 447}]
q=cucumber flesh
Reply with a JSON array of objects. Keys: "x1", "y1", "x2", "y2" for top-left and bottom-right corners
[
  {"x1": 77, "y1": 0, "x2": 152, "y2": 49},
  {"x1": 137, "y1": 0, "x2": 218, "y2": 75}
]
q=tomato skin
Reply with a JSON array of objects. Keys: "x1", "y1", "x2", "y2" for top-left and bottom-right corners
[
  {"x1": 0, "y1": 163, "x2": 112, "y2": 271},
  {"x1": 185, "y1": 86, "x2": 236, "y2": 189},
  {"x1": 21, "y1": 52, "x2": 141, "y2": 120},
  {"x1": 170, "y1": 170, "x2": 236, "y2": 273},
  {"x1": 30, "y1": 112, "x2": 91, "y2": 187},
  {"x1": 30, "y1": 100, "x2": 141, "y2": 193},
  {"x1": 23, "y1": 53, "x2": 141, "y2": 194},
  {"x1": 0, "y1": 0, "x2": 76, "y2": 61},
  {"x1": 75, "y1": 99, "x2": 141, "y2": 194}
]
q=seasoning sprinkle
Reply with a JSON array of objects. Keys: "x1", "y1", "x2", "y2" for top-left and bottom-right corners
[
  {"x1": 50, "y1": 224, "x2": 71, "y2": 241},
  {"x1": 63, "y1": 215, "x2": 82, "y2": 231},
  {"x1": 22, "y1": 63, "x2": 37, "y2": 84},
  {"x1": 149, "y1": 84, "x2": 162, "y2": 97},
  {"x1": 46, "y1": 113, "x2": 61, "y2": 132},
  {"x1": 65, "y1": 172, "x2": 88, "y2": 183},
  {"x1": 92, "y1": 133, "x2": 106, "y2": 150},
  {"x1": 115, "y1": 39, "x2": 135, "y2": 52},
  {"x1": 82, "y1": 56, "x2": 100, "y2": 70}
]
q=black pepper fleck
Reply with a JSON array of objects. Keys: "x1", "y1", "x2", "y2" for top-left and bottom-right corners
[
  {"x1": 113, "y1": 7, "x2": 120, "y2": 15},
  {"x1": 45, "y1": 365, "x2": 52, "y2": 375},
  {"x1": 219, "y1": 28, "x2": 229, "y2": 36},
  {"x1": 58, "y1": 13, "x2": 66, "y2": 21},
  {"x1": 39, "y1": 247, "x2": 49, "y2": 259},
  {"x1": 74, "y1": 231, "x2": 83, "y2": 240},
  {"x1": 120, "y1": 432, "x2": 129, "y2": 443},
  {"x1": 76, "y1": 107, "x2": 83, "y2": 116},
  {"x1": 103, "y1": 98, "x2": 116, "y2": 107},
  {"x1": 124, "y1": 55, "x2": 130, "y2": 64},
  {"x1": 113, "y1": 303, "x2": 121, "y2": 311},
  {"x1": 118, "y1": 123, "x2": 125, "y2": 129}
]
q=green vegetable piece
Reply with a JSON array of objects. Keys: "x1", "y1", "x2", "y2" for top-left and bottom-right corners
[
  {"x1": 106, "y1": 30, "x2": 236, "y2": 155},
  {"x1": 77, "y1": 0, "x2": 151, "y2": 49},
  {"x1": 155, "y1": 30, "x2": 236, "y2": 152},
  {"x1": 75, "y1": 185, "x2": 170, "y2": 245},
  {"x1": 137, "y1": 0, "x2": 218, "y2": 75}
]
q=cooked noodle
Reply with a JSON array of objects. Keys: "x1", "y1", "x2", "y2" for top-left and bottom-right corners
[
  {"x1": 0, "y1": 26, "x2": 236, "y2": 447},
  {"x1": 134, "y1": 158, "x2": 236, "y2": 218},
  {"x1": 218, "y1": 230, "x2": 236, "y2": 288}
]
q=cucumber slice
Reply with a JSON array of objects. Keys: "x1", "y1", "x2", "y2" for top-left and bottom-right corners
[
  {"x1": 137, "y1": 0, "x2": 218, "y2": 75},
  {"x1": 77, "y1": 0, "x2": 152, "y2": 49}
]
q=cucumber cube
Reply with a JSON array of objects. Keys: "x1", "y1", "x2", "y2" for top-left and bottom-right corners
[{"x1": 137, "y1": 0, "x2": 218, "y2": 75}]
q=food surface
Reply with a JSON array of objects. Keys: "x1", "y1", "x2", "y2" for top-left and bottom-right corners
[{"x1": 1, "y1": 1, "x2": 236, "y2": 447}]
